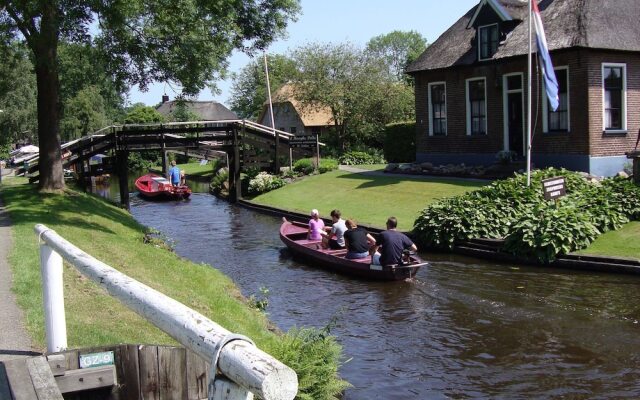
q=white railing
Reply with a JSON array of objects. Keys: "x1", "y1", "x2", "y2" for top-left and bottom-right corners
[{"x1": 35, "y1": 224, "x2": 297, "y2": 400}]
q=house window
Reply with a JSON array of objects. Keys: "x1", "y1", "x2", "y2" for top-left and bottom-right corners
[
  {"x1": 546, "y1": 67, "x2": 569, "y2": 132},
  {"x1": 428, "y1": 82, "x2": 447, "y2": 136},
  {"x1": 466, "y1": 78, "x2": 487, "y2": 135},
  {"x1": 479, "y1": 24, "x2": 499, "y2": 60},
  {"x1": 602, "y1": 63, "x2": 626, "y2": 131}
]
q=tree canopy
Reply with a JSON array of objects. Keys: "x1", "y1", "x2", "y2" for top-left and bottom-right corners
[
  {"x1": 0, "y1": 0, "x2": 300, "y2": 190},
  {"x1": 366, "y1": 30, "x2": 428, "y2": 81}
]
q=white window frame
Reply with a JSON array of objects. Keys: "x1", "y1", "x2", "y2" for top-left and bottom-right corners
[
  {"x1": 542, "y1": 66, "x2": 570, "y2": 133},
  {"x1": 502, "y1": 72, "x2": 524, "y2": 151},
  {"x1": 428, "y1": 81, "x2": 447, "y2": 136},
  {"x1": 466, "y1": 77, "x2": 487, "y2": 136},
  {"x1": 478, "y1": 23, "x2": 499, "y2": 61},
  {"x1": 602, "y1": 63, "x2": 627, "y2": 133}
]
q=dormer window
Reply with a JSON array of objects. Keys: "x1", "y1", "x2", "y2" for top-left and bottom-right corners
[{"x1": 479, "y1": 24, "x2": 499, "y2": 60}]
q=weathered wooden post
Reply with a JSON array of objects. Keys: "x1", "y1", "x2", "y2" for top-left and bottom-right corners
[
  {"x1": 161, "y1": 134, "x2": 168, "y2": 174},
  {"x1": 628, "y1": 151, "x2": 640, "y2": 184},
  {"x1": 116, "y1": 150, "x2": 130, "y2": 209},
  {"x1": 229, "y1": 125, "x2": 242, "y2": 203},
  {"x1": 39, "y1": 238, "x2": 67, "y2": 352}
]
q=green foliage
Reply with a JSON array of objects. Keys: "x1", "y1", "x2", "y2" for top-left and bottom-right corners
[
  {"x1": 290, "y1": 42, "x2": 414, "y2": 150},
  {"x1": 210, "y1": 168, "x2": 229, "y2": 195},
  {"x1": 338, "y1": 151, "x2": 385, "y2": 165},
  {"x1": 293, "y1": 158, "x2": 338, "y2": 175},
  {"x1": 383, "y1": 122, "x2": 415, "y2": 163},
  {"x1": 413, "y1": 168, "x2": 640, "y2": 263},
  {"x1": 247, "y1": 172, "x2": 286, "y2": 195},
  {"x1": 167, "y1": 99, "x2": 201, "y2": 122},
  {"x1": 124, "y1": 104, "x2": 165, "y2": 124},
  {"x1": 0, "y1": 42, "x2": 38, "y2": 146},
  {"x1": 365, "y1": 30, "x2": 428, "y2": 82},
  {"x1": 503, "y1": 203, "x2": 600, "y2": 263},
  {"x1": 273, "y1": 327, "x2": 350, "y2": 400},
  {"x1": 229, "y1": 55, "x2": 298, "y2": 119},
  {"x1": 247, "y1": 287, "x2": 270, "y2": 313},
  {"x1": 60, "y1": 85, "x2": 108, "y2": 140}
]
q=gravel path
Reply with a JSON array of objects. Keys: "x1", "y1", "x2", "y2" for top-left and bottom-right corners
[{"x1": 0, "y1": 177, "x2": 38, "y2": 361}]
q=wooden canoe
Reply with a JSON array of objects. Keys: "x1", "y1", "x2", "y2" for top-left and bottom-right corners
[
  {"x1": 135, "y1": 173, "x2": 191, "y2": 200},
  {"x1": 279, "y1": 219, "x2": 428, "y2": 281}
]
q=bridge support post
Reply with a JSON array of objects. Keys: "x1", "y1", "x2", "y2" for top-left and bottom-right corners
[
  {"x1": 274, "y1": 130, "x2": 280, "y2": 175},
  {"x1": 161, "y1": 135, "x2": 168, "y2": 174},
  {"x1": 229, "y1": 126, "x2": 241, "y2": 203},
  {"x1": 116, "y1": 150, "x2": 130, "y2": 209}
]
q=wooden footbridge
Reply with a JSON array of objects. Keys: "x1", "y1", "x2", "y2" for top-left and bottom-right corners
[{"x1": 22, "y1": 120, "x2": 319, "y2": 206}]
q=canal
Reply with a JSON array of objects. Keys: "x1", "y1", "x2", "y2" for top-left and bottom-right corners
[{"x1": 92, "y1": 178, "x2": 640, "y2": 399}]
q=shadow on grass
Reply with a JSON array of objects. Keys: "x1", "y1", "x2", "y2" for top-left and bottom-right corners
[
  {"x1": 1, "y1": 184, "x2": 142, "y2": 234},
  {"x1": 334, "y1": 171, "x2": 484, "y2": 190}
]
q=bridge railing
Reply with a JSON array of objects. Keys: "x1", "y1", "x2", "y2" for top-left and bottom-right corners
[{"x1": 35, "y1": 224, "x2": 298, "y2": 400}]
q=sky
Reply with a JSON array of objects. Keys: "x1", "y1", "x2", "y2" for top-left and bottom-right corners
[{"x1": 127, "y1": 0, "x2": 479, "y2": 107}]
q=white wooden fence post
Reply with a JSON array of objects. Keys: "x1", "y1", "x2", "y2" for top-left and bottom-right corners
[
  {"x1": 40, "y1": 242, "x2": 67, "y2": 352},
  {"x1": 211, "y1": 378, "x2": 254, "y2": 400}
]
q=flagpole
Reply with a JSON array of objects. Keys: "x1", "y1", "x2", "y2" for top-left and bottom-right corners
[
  {"x1": 264, "y1": 52, "x2": 279, "y2": 174},
  {"x1": 526, "y1": 0, "x2": 533, "y2": 187}
]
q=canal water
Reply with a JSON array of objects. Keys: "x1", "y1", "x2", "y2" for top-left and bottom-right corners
[{"x1": 93, "y1": 179, "x2": 640, "y2": 399}]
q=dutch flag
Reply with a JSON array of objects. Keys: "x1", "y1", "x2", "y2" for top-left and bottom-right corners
[{"x1": 532, "y1": 0, "x2": 559, "y2": 112}]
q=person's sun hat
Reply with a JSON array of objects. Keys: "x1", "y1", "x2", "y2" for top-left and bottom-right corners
[{"x1": 311, "y1": 209, "x2": 319, "y2": 216}]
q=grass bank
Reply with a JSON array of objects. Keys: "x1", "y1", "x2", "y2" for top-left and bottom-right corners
[
  {"x1": 576, "y1": 221, "x2": 640, "y2": 261},
  {"x1": 251, "y1": 170, "x2": 485, "y2": 230},
  {"x1": 1, "y1": 177, "x2": 347, "y2": 398},
  {"x1": 177, "y1": 161, "x2": 216, "y2": 178}
]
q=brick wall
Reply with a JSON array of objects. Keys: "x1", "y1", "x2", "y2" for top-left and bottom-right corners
[{"x1": 413, "y1": 48, "x2": 640, "y2": 159}]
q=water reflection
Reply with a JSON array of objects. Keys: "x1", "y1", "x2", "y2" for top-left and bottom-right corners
[{"x1": 124, "y1": 193, "x2": 640, "y2": 399}]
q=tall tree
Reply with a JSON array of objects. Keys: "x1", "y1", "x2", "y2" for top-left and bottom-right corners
[
  {"x1": 0, "y1": 0, "x2": 300, "y2": 191},
  {"x1": 0, "y1": 42, "x2": 37, "y2": 150},
  {"x1": 229, "y1": 54, "x2": 297, "y2": 120},
  {"x1": 291, "y1": 42, "x2": 413, "y2": 150},
  {"x1": 366, "y1": 30, "x2": 427, "y2": 81}
]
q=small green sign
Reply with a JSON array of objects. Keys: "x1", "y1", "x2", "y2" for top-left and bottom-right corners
[{"x1": 79, "y1": 351, "x2": 115, "y2": 369}]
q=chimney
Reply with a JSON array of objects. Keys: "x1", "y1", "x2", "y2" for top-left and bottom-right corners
[{"x1": 162, "y1": 94, "x2": 169, "y2": 103}]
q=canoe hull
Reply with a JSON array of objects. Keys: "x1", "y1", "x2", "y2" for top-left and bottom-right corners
[
  {"x1": 280, "y1": 220, "x2": 427, "y2": 281},
  {"x1": 135, "y1": 174, "x2": 192, "y2": 200}
]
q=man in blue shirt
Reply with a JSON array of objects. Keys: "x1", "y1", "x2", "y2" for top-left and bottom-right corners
[
  {"x1": 168, "y1": 160, "x2": 181, "y2": 186},
  {"x1": 372, "y1": 217, "x2": 417, "y2": 266}
]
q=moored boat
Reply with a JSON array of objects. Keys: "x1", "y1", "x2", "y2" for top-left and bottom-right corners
[
  {"x1": 135, "y1": 173, "x2": 192, "y2": 200},
  {"x1": 280, "y1": 218, "x2": 428, "y2": 281}
]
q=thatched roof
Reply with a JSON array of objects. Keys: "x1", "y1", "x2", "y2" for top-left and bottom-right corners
[
  {"x1": 259, "y1": 83, "x2": 335, "y2": 127},
  {"x1": 407, "y1": 0, "x2": 640, "y2": 73},
  {"x1": 156, "y1": 100, "x2": 237, "y2": 121}
]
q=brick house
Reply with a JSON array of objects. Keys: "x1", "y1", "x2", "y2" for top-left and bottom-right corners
[
  {"x1": 406, "y1": 0, "x2": 640, "y2": 176},
  {"x1": 257, "y1": 83, "x2": 336, "y2": 137}
]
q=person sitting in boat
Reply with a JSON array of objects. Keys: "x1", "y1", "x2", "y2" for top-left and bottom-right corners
[
  {"x1": 180, "y1": 169, "x2": 186, "y2": 186},
  {"x1": 371, "y1": 217, "x2": 417, "y2": 266},
  {"x1": 168, "y1": 160, "x2": 181, "y2": 187},
  {"x1": 344, "y1": 219, "x2": 376, "y2": 260},
  {"x1": 308, "y1": 209, "x2": 325, "y2": 241},
  {"x1": 321, "y1": 209, "x2": 347, "y2": 250}
]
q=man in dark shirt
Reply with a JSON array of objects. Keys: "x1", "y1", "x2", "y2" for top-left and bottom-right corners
[
  {"x1": 372, "y1": 217, "x2": 417, "y2": 266},
  {"x1": 343, "y1": 219, "x2": 376, "y2": 259}
]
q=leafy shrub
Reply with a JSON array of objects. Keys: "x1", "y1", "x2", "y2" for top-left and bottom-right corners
[
  {"x1": 495, "y1": 150, "x2": 517, "y2": 165},
  {"x1": 383, "y1": 122, "x2": 415, "y2": 163},
  {"x1": 273, "y1": 327, "x2": 350, "y2": 400},
  {"x1": 248, "y1": 172, "x2": 286, "y2": 195},
  {"x1": 503, "y1": 202, "x2": 600, "y2": 263},
  {"x1": 209, "y1": 168, "x2": 229, "y2": 195},
  {"x1": 413, "y1": 168, "x2": 639, "y2": 263},
  {"x1": 338, "y1": 151, "x2": 385, "y2": 165},
  {"x1": 293, "y1": 158, "x2": 338, "y2": 175},
  {"x1": 318, "y1": 158, "x2": 338, "y2": 173}
]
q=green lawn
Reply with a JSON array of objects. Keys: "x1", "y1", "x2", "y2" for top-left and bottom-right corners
[
  {"x1": 177, "y1": 161, "x2": 216, "y2": 178},
  {"x1": 0, "y1": 178, "x2": 279, "y2": 351},
  {"x1": 252, "y1": 170, "x2": 485, "y2": 230},
  {"x1": 347, "y1": 164, "x2": 386, "y2": 171},
  {"x1": 576, "y1": 221, "x2": 640, "y2": 261}
]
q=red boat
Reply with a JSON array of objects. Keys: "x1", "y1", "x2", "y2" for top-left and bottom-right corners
[
  {"x1": 135, "y1": 173, "x2": 192, "y2": 200},
  {"x1": 280, "y1": 219, "x2": 428, "y2": 281}
]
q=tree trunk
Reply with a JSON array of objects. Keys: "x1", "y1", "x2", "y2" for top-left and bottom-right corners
[{"x1": 34, "y1": 3, "x2": 64, "y2": 191}]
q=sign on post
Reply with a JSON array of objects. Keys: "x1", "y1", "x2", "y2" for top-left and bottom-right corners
[
  {"x1": 80, "y1": 351, "x2": 114, "y2": 369},
  {"x1": 289, "y1": 134, "x2": 317, "y2": 149},
  {"x1": 542, "y1": 177, "x2": 566, "y2": 200}
]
